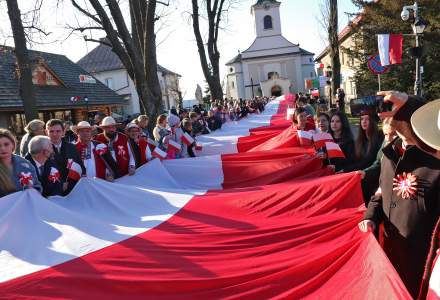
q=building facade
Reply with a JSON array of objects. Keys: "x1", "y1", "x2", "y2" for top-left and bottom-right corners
[
  {"x1": 0, "y1": 46, "x2": 126, "y2": 136},
  {"x1": 225, "y1": 0, "x2": 316, "y2": 100},
  {"x1": 315, "y1": 15, "x2": 362, "y2": 103},
  {"x1": 78, "y1": 43, "x2": 181, "y2": 116}
]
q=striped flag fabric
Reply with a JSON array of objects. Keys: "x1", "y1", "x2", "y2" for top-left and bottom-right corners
[
  {"x1": 168, "y1": 139, "x2": 182, "y2": 152},
  {"x1": 313, "y1": 132, "x2": 334, "y2": 149},
  {"x1": 378, "y1": 34, "x2": 403, "y2": 66},
  {"x1": 152, "y1": 147, "x2": 167, "y2": 160},
  {"x1": 181, "y1": 132, "x2": 195, "y2": 146},
  {"x1": 297, "y1": 130, "x2": 314, "y2": 146},
  {"x1": 67, "y1": 159, "x2": 82, "y2": 181},
  {"x1": 0, "y1": 95, "x2": 413, "y2": 299},
  {"x1": 0, "y1": 162, "x2": 411, "y2": 299},
  {"x1": 428, "y1": 254, "x2": 440, "y2": 299},
  {"x1": 325, "y1": 141, "x2": 346, "y2": 158}
]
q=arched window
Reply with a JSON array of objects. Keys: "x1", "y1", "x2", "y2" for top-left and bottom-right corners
[{"x1": 264, "y1": 15, "x2": 273, "y2": 30}]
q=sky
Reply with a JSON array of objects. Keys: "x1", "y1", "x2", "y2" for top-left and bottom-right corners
[{"x1": 1, "y1": 0, "x2": 359, "y2": 100}]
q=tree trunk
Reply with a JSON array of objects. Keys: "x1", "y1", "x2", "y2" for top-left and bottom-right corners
[
  {"x1": 6, "y1": 0, "x2": 39, "y2": 122},
  {"x1": 191, "y1": 0, "x2": 224, "y2": 101},
  {"x1": 144, "y1": 0, "x2": 164, "y2": 113},
  {"x1": 328, "y1": 0, "x2": 341, "y2": 106}
]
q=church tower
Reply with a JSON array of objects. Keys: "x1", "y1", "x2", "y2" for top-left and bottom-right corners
[{"x1": 252, "y1": 0, "x2": 282, "y2": 38}]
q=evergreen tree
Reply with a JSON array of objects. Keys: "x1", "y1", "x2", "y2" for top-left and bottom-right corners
[{"x1": 348, "y1": 0, "x2": 440, "y2": 100}]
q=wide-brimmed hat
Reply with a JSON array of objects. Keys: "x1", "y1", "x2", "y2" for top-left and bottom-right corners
[
  {"x1": 411, "y1": 99, "x2": 440, "y2": 150},
  {"x1": 126, "y1": 123, "x2": 140, "y2": 131},
  {"x1": 73, "y1": 121, "x2": 94, "y2": 132},
  {"x1": 99, "y1": 116, "x2": 119, "y2": 128}
]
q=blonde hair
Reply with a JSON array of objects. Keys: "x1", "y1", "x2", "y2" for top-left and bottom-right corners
[
  {"x1": 0, "y1": 129, "x2": 17, "y2": 193},
  {"x1": 24, "y1": 119, "x2": 45, "y2": 134}
]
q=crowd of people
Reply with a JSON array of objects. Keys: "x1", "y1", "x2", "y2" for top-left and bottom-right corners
[{"x1": 0, "y1": 97, "x2": 269, "y2": 199}]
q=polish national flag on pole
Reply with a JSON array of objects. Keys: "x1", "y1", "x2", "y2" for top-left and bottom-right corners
[
  {"x1": 67, "y1": 159, "x2": 82, "y2": 181},
  {"x1": 297, "y1": 130, "x2": 313, "y2": 146},
  {"x1": 152, "y1": 147, "x2": 167, "y2": 160},
  {"x1": 168, "y1": 140, "x2": 181, "y2": 152},
  {"x1": 181, "y1": 132, "x2": 194, "y2": 146},
  {"x1": 313, "y1": 132, "x2": 334, "y2": 149},
  {"x1": 325, "y1": 142, "x2": 346, "y2": 159},
  {"x1": 378, "y1": 34, "x2": 403, "y2": 66}
]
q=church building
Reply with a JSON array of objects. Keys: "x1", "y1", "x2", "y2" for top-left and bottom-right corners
[{"x1": 226, "y1": 0, "x2": 316, "y2": 99}]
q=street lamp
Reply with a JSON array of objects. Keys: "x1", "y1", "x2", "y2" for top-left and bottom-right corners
[{"x1": 401, "y1": 2, "x2": 428, "y2": 97}]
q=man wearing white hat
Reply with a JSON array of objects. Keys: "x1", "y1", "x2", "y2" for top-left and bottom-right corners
[
  {"x1": 94, "y1": 116, "x2": 136, "y2": 177},
  {"x1": 74, "y1": 121, "x2": 120, "y2": 180},
  {"x1": 358, "y1": 91, "x2": 440, "y2": 297}
]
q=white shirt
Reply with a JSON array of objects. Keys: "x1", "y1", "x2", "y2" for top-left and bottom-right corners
[
  {"x1": 83, "y1": 143, "x2": 97, "y2": 178},
  {"x1": 53, "y1": 142, "x2": 62, "y2": 152}
]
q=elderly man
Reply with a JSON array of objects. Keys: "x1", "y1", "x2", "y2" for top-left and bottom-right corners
[
  {"x1": 358, "y1": 91, "x2": 440, "y2": 298},
  {"x1": 46, "y1": 119, "x2": 85, "y2": 194},
  {"x1": 95, "y1": 116, "x2": 135, "y2": 177},
  {"x1": 25, "y1": 136, "x2": 64, "y2": 197},
  {"x1": 74, "y1": 121, "x2": 119, "y2": 181}
]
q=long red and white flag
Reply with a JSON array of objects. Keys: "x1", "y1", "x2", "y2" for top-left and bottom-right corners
[
  {"x1": 378, "y1": 34, "x2": 403, "y2": 66},
  {"x1": 0, "y1": 164, "x2": 410, "y2": 299},
  {"x1": 0, "y1": 96, "x2": 412, "y2": 299},
  {"x1": 428, "y1": 253, "x2": 440, "y2": 299}
]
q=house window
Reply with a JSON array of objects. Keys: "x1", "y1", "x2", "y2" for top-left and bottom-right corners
[
  {"x1": 231, "y1": 81, "x2": 235, "y2": 89},
  {"x1": 310, "y1": 72, "x2": 314, "y2": 78},
  {"x1": 309, "y1": 58, "x2": 313, "y2": 63},
  {"x1": 264, "y1": 15, "x2": 273, "y2": 30},
  {"x1": 104, "y1": 78, "x2": 113, "y2": 89},
  {"x1": 229, "y1": 67, "x2": 234, "y2": 73},
  {"x1": 341, "y1": 53, "x2": 345, "y2": 65}
]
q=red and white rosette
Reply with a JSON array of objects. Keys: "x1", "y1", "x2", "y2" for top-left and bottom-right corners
[
  {"x1": 393, "y1": 172, "x2": 418, "y2": 199},
  {"x1": 48, "y1": 167, "x2": 61, "y2": 183},
  {"x1": 19, "y1": 172, "x2": 33, "y2": 188}
]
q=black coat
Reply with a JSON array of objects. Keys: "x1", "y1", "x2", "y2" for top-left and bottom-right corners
[
  {"x1": 329, "y1": 135, "x2": 355, "y2": 172},
  {"x1": 52, "y1": 140, "x2": 85, "y2": 194},
  {"x1": 25, "y1": 154, "x2": 64, "y2": 197},
  {"x1": 364, "y1": 139, "x2": 440, "y2": 297}
]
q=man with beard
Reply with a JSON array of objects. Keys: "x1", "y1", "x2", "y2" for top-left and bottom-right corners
[
  {"x1": 73, "y1": 121, "x2": 119, "y2": 181},
  {"x1": 94, "y1": 116, "x2": 136, "y2": 177}
]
